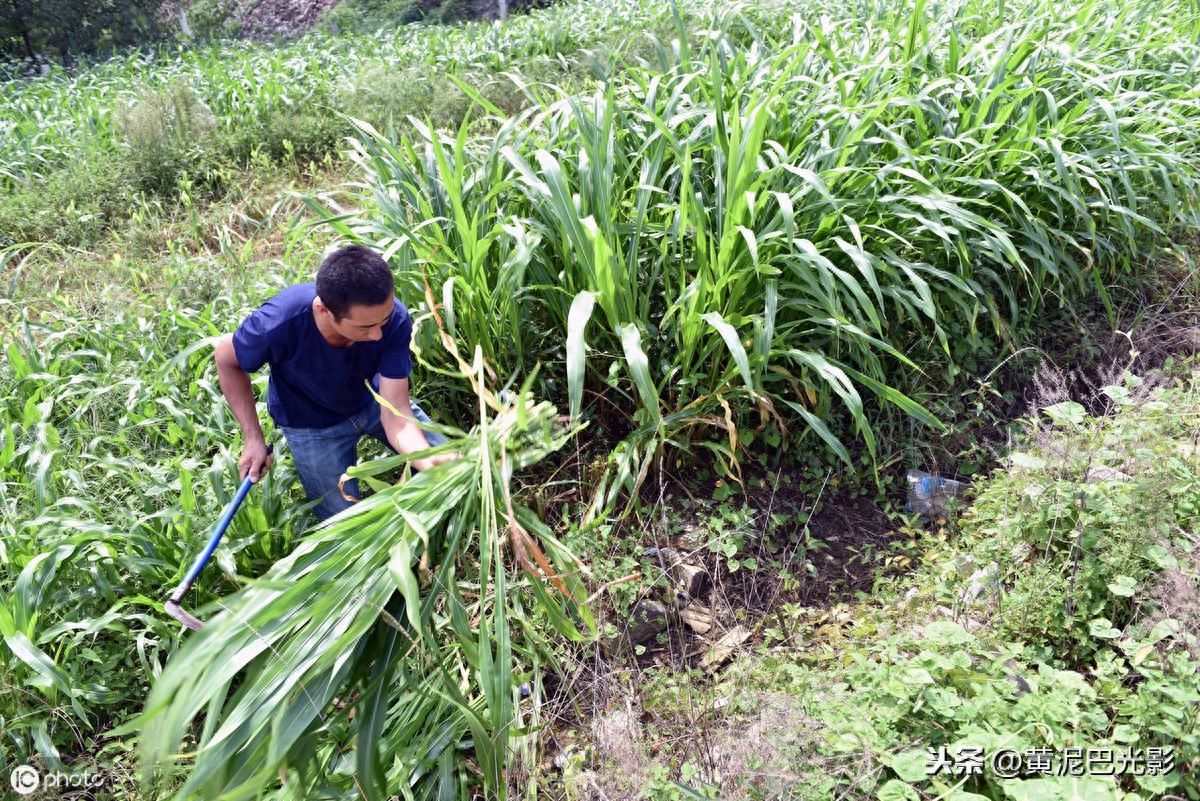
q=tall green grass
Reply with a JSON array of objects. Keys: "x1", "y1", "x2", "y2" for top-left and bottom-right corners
[
  {"x1": 0, "y1": 263, "x2": 311, "y2": 769},
  {"x1": 313, "y1": 0, "x2": 1200, "y2": 509}
]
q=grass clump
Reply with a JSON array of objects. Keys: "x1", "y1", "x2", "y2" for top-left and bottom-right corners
[
  {"x1": 0, "y1": 148, "x2": 136, "y2": 248},
  {"x1": 115, "y1": 81, "x2": 223, "y2": 198}
]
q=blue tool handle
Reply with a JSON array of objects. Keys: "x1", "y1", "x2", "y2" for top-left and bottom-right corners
[{"x1": 181, "y1": 444, "x2": 272, "y2": 585}]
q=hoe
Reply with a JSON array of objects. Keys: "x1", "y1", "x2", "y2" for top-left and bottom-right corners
[{"x1": 165, "y1": 445, "x2": 272, "y2": 631}]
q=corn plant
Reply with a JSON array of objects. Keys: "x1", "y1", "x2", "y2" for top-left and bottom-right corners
[{"x1": 0, "y1": 285, "x2": 304, "y2": 766}]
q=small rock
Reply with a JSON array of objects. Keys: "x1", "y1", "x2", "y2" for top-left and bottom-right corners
[
  {"x1": 680, "y1": 604, "x2": 713, "y2": 634},
  {"x1": 1086, "y1": 465, "x2": 1132, "y2": 483},
  {"x1": 642, "y1": 546, "x2": 682, "y2": 570},
  {"x1": 1181, "y1": 326, "x2": 1200, "y2": 354},
  {"x1": 1004, "y1": 659, "x2": 1032, "y2": 696},
  {"x1": 960, "y1": 561, "x2": 1000, "y2": 606},
  {"x1": 673, "y1": 562, "x2": 710, "y2": 598},
  {"x1": 626, "y1": 600, "x2": 670, "y2": 646},
  {"x1": 700, "y1": 626, "x2": 752, "y2": 674}
]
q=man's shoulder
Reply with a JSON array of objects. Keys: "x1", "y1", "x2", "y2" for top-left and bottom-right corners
[
  {"x1": 268, "y1": 283, "x2": 318, "y2": 314},
  {"x1": 245, "y1": 284, "x2": 315, "y2": 331}
]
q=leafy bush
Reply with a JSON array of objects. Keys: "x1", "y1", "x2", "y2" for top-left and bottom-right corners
[
  {"x1": 0, "y1": 0, "x2": 168, "y2": 60},
  {"x1": 219, "y1": 107, "x2": 350, "y2": 167},
  {"x1": 710, "y1": 371, "x2": 1200, "y2": 799},
  {"x1": 180, "y1": 0, "x2": 244, "y2": 39},
  {"x1": 949, "y1": 371, "x2": 1196, "y2": 638},
  {"x1": 324, "y1": 0, "x2": 560, "y2": 31},
  {"x1": 867, "y1": 372, "x2": 1199, "y2": 798},
  {"x1": 344, "y1": 63, "x2": 478, "y2": 133}
]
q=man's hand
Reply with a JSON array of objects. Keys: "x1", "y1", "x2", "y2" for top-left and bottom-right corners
[
  {"x1": 238, "y1": 438, "x2": 274, "y2": 482},
  {"x1": 378, "y1": 376, "x2": 460, "y2": 469},
  {"x1": 410, "y1": 451, "x2": 460, "y2": 473}
]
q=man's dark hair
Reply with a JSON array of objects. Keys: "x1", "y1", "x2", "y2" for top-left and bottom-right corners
[{"x1": 316, "y1": 245, "x2": 395, "y2": 320}]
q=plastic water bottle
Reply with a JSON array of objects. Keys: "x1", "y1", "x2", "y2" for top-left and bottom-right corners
[{"x1": 906, "y1": 470, "x2": 967, "y2": 513}]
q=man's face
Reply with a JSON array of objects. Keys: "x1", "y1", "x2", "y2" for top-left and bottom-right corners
[{"x1": 329, "y1": 298, "x2": 395, "y2": 343}]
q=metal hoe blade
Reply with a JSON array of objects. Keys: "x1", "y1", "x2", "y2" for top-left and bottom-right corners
[{"x1": 165, "y1": 594, "x2": 204, "y2": 631}]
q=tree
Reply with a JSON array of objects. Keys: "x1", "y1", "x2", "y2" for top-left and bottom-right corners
[{"x1": 1, "y1": 0, "x2": 167, "y2": 62}]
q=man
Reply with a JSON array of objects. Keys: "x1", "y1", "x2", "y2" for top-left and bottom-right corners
[{"x1": 214, "y1": 244, "x2": 454, "y2": 520}]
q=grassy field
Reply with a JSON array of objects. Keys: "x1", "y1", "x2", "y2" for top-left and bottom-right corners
[{"x1": 2, "y1": 0, "x2": 1199, "y2": 797}]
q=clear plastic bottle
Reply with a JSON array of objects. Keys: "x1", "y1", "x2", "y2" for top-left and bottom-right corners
[{"x1": 906, "y1": 469, "x2": 968, "y2": 513}]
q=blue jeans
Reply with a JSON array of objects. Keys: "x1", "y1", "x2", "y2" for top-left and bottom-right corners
[{"x1": 280, "y1": 398, "x2": 448, "y2": 521}]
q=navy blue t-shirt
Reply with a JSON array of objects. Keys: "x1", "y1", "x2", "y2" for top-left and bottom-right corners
[{"x1": 231, "y1": 283, "x2": 413, "y2": 428}]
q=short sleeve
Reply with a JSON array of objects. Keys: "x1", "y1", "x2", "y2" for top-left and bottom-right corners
[
  {"x1": 377, "y1": 301, "x2": 413, "y2": 380},
  {"x1": 231, "y1": 306, "x2": 277, "y2": 374}
]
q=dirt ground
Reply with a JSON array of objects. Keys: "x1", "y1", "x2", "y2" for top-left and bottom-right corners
[{"x1": 521, "y1": 455, "x2": 915, "y2": 797}]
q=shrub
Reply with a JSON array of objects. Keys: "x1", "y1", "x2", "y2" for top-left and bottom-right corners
[
  {"x1": 344, "y1": 63, "x2": 476, "y2": 134},
  {"x1": 752, "y1": 369, "x2": 1200, "y2": 799},
  {"x1": 219, "y1": 107, "x2": 351, "y2": 167}
]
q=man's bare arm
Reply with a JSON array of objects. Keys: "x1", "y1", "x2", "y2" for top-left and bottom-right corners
[
  {"x1": 214, "y1": 335, "x2": 272, "y2": 481},
  {"x1": 378, "y1": 376, "x2": 455, "y2": 473}
]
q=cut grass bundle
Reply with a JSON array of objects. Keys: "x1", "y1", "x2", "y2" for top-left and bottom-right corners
[{"x1": 132, "y1": 343, "x2": 593, "y2": 800}]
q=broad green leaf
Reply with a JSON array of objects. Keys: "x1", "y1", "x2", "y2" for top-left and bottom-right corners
[
  {"x1": 566, "y1": 291, "x2": 598, "y2": 422},
  {"x1": 1107, "y1": 576, "x2": 1137, "y2": 597},
  {"x1": 883, "y1": 749, "x2": 930, "y2": 783},
  {"x1": 924, "y1": 621, "x2": 975, "y2": 646},
  {"x1": 617, "y1": 324, "x2": 661, "y2": 429},
  {"x1": 701, "y1": 312, "x2": 755, "y2": 392},
  {"x1": 5, "y1": 630, "x2": 74, "y2": 695},
  {"x1": 1043, "y1": 401, "x2": 1087, "y2": 428},
  {"x1": 877, "y1": 780, "x2": 919, "y2": 801},
  {"x1": 1011, "y1": 452, "x2": 1046, "y2": 470},
  {"x1": 1089, "y1": 619, "x2": 1122, "y2": 639}
]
